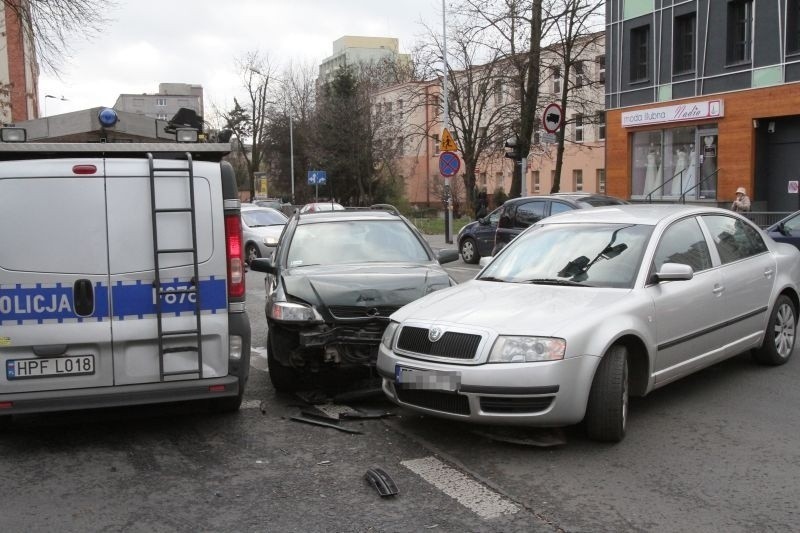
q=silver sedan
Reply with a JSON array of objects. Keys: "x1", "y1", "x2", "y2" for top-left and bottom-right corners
[{"x1": 377, "y1": 205, "x2": 800, "y2": 442}]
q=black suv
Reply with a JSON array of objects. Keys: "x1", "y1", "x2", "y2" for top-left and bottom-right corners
[
  {"x1": 250, "y1": 207, "x2": 459, "y2": 392},
  {"x1": 492, "y1": 193, "x2": 627, "y2": 254}
]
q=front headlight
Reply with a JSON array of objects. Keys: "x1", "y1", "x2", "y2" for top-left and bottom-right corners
[
  {"x1": 381, "y1": 322, "x2": 400, "y2": 350},
  {"x1": 263, "y1": 236, "x2": 278, "y2": 246},
  {"x1": 488, "y1": 336, "x2": 565, "y2": 363},
  {"x1": 269, "y1": 301, "x2": 323, "y2": 322}
]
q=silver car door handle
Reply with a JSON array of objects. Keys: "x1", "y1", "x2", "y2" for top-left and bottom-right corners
[
  {"x1": 712, "y1": 285, "x2": 725, "y2": 295},
  {"x1": 764, "y1": 268, "x2": 774, "y2": 278}
]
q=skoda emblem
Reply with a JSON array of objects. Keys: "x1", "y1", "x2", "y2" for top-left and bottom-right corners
[{"x1": 428, "y1": 326, "x2": 444, "y2": 342}]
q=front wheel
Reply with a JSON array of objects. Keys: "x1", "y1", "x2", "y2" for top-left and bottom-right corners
[
  {"x1": 753, "y1": 295, "x2": 796, "y2": 366},
  {"x1": 585, "y1": 345, "x2": 628, "y2": 443},
  {"x1": 460, "y1": 237, "x2": 479, "y2": 264},
  {"x1": 246, "y1": 243, "x2": 261, "y2": 265}
]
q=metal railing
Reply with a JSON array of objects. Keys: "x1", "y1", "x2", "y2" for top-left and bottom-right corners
[
  {"x1": 742, "y1": 212, "x2": 792, "y2": 228},
  {"x1": 646, "y1": 169, "x2": 686, "y2": 203},
  {"x1": 680, "y1": 168, "x2": 720, "y2": 205}
]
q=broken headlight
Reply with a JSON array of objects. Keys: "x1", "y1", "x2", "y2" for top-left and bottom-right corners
[
  {"x1": 269, "y1": 301, "x2": 323, "y2": 323},
  {"x1": 488, "y1": 336, "x2": 565, "y2": 363},
  {"x1": 381, "y1": 321, "x2": 400, "y2": 350}
]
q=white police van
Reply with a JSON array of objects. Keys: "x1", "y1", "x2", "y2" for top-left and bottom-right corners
[{"x1": 0, "y1": 121, "x2": 250, "y2": 422}]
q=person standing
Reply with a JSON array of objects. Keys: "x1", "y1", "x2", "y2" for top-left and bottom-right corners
[{"x1": 731, "y1": 186, "x2": 751, "y2": 212}]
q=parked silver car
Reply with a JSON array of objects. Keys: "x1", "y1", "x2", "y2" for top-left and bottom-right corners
[
  {"x1": 377, "y1": 205, "x2": 800, "y2": 442},
  {"x1": 241, "y1": 205, "x2": 288, "y2": 264}
]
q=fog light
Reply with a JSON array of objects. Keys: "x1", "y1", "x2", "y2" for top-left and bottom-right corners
[{"x1": 229, "y1": 335, "x2": 243, "y2": 360}]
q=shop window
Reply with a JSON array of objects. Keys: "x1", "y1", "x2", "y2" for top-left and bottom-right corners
[
  {"x1": 596, "y1": 111, "x2": 606, "y2": 140},
  {"x1": 574, "y1": 114, "x2": 584, "y2": 142},
  {"x1": 727, "y1": 0, "x2": 753, "y2": 64},
  {"x1": 573, "y1": 169, "x2": 583, "y2": 191},
  {"x1": 597, "y1": 169, "x2": 606, "y2": 193},
  {"x1": 788, "y1": 0, "x2": 800, "y2": 54},
  {"x1": 674, "y1": 12, "x2": 696, "y2": 73},
  {"x1": 533, "y1": 170, "x2": 540, "y2": 193},
  {"x1": 630, "y1": 25, "x2": 650, "y2": 82}
]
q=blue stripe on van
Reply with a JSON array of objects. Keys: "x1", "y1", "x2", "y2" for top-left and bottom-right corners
[{"x1": 111, "y1": 277, "x2": 227, "y2": 320}]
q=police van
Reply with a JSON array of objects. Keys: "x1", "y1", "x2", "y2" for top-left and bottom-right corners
[{"x1": 0, "y1": 123, "x2": 250, "y2": 421}]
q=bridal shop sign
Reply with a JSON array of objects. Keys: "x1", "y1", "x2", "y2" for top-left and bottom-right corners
[{"x1": 621, "y1": 100, "x2": 724, "y2": 127}]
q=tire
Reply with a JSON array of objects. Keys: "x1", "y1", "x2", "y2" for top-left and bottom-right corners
[
  {"x1": 753, "y1": 295, "x2": 796, "y2": 366},
  {"x1": 460, "y1": 237, "x2": 479, "y2": 264},
  {"x1": 246, "y1": 243, "x2": 260, "y2": 265},
  {"x1": 585, "y1": 345, "x2": 629, "y2": 443},
  {"x1": 268, "y1": 330, "x2": 301, "y2": 393}
]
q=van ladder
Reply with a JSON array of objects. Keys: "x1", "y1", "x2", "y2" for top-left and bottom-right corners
[{"x1": 147, "y1": 152, "x2": 204, "y2": 381}]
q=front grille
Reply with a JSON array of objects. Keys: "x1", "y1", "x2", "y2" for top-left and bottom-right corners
[
  {"x1": 334, "y1": 323, "x2": 385, "y2": 343},
  {"x1": 397, "y1": 326, "x2": 482, "y2": 359},
  {"x1": 329, "y1": 306, "x2": 399, "y2": 319},
  {"x1": 396, "y1": 389, "x2": 470, "y2": 415},
  {"x1": 479, "y1": 396, "x2": 555, "y2": 414}
]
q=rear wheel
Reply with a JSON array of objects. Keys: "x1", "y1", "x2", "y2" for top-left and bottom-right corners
[
  {"x1": 460, "y1": 237, "x2": 479, "y2": 264},
  {"x1": 753, "y1": 295, "x2": 796, "y2": 366},
  {"x1": 268, "y1": 330, "x2": 301, "y2": 393},
  {"x1": 585, "y1": 345, "x2": 628, "y2": 443},
  {"x1": 246, "y1": 243, "x2": 260, "y2": 265}
]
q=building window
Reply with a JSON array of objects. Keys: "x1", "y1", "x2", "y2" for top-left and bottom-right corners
[
  {"x1": 574, "y1": 113, "x2": 584, "y2": 142},
  {"x1": 573, "y1": 61, "x2": 585, "y2": 87},
  {"x1": 432, "y1": 134, "x2": 440, "y2": 154},
  {"x1": 596, "y1": 55, "x2": 606, "y2": 83},
  {"x1": 597, "y1": 169, "x2": 606, "y2": 193},
  {"x1": 156, "y1": 98, "x2": 167, "y2": 106},
  {"x1": 727, "y1": 0, "x2": 753, "y2": 64},
  {"x1": 385, "y1": 101, "x2": 393, "y2": 116},
  {"x1": 431, "y1": 96, "x2": 440, "y2": 117},
  {"x1": 533, "y1": 129, "x2": 540, "y2": 144},
  {"x1": 494, "y1": 79, "x2": 503, "y2": 105},
  {"x1": 789, "y1": 0, "x2": 800, "y2": 53},
  {"x1": 398, "y1": 99, "x2": 404, "y2": 112},
  {"x1": 573, "y1": 169, "x2": 583, "y2": 191},
  {"x1": 495, "y1": 172, "x2": 504, "y2": 189},
  {"x1": 596, "y1": 111, "x2": 605, "y2": 140},
  {"x1": 156, "y1": 113, "x2": 167, "y2": 120},
  {"x1": 674, "y1": 12, "x2": 696, "y2": 73},
  {"x1": 533, "y1": 170, "x2": 540, "y2": 193},
  {"x1": 480, "y1": 172, "x2": 487, "y2": 187},
  {"x1": 630, "y1": 25, "x2": 650, "y2": 82},
  {"x1": 551, "y1": 67, "x2": 561, "y2": 94},
  {"x1": 397, "y1": 137, "x2": 404, "y2": 156}
]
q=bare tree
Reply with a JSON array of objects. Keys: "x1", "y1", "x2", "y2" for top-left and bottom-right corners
[
  {"x1": 4, "y1": 0, "x2": 112, "y2": 75},
  {"x1": 219, "y1": 51, "x2": 276, "y2": 200}
]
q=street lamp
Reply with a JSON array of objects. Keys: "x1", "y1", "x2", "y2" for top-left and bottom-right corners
[{"x1": 43, "y1": 94, "x2": 67, "y2": 117}]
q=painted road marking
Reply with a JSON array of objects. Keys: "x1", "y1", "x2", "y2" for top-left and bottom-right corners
[{"x1": 401, "y1": 456, "x2": 520, "y2": 520}]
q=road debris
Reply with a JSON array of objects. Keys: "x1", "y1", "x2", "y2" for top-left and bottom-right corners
[{"x1": 364, "y1": 467, "x2": 399, "y2": 497}]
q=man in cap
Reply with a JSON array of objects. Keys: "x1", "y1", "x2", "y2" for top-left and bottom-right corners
[{"x1": 731, "y1": 186, "x2": 751, "y2": 212}]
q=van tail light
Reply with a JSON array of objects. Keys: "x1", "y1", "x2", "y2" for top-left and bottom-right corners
[{"x1": 225, "y1": 213, "x2": 245, "y2": 298}]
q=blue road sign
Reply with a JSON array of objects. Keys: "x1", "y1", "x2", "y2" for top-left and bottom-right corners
[
  {"x1": 307, "y1": 170, "x2": 327, "y2": 185},
  {"x1": 438, "y1": 151, "x2": 461, "y2": 177}
]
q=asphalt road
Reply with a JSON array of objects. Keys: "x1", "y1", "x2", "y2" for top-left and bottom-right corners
[{"x1": 1, "y1": 245, "x2": 799, "y2": 532}]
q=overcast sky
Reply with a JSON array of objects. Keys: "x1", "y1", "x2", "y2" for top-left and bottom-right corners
[{"x1": 38, "y1": 0, "x2": 442, "y2": 119}]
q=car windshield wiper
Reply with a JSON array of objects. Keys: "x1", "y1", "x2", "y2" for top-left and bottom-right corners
[
  {"x1": 249, "y1": 224, "x2": 267, "y2": 228},
  {"x1": 522, "y1": 278, "x2": 589, "y2": 287},
  {"x1": 477, "y1": 276, "x2": 507, "y2": 283}
]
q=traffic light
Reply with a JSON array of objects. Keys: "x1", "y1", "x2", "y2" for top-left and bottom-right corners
[{"x1": 504, "y1": 135, "x2": 521, "y2": 161}]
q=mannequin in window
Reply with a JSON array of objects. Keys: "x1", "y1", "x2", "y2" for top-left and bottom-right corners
[
  {"x1": 672, "y1": 145, "x2": 688, "y2": 196},
  {"x1": 684, "y1": 143, "x2": 696, "y2": 196},
  {"x1": 644, "y1": 143, "x2": 661, "y2": 197}
]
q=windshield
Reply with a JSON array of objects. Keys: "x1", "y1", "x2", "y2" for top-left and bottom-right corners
[
  {"x1": 242, "y1": 209, "x2": 287, "y2": 227},
  {"x1": 478, "y1": 223, "x2": 653, "y2": 288},
  {"x1": 287, "y1": 220, "x2": 430, "y2": 267}
]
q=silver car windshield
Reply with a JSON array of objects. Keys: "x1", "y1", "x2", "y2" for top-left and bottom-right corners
[
  {"x1": 287, "y1": 220, "x2": 430, "y2": 267},
  {"x1": 479, "y1": 223, "x2": 653, "y2": 288}
]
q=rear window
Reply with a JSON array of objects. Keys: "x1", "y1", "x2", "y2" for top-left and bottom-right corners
[{"x1": 243, "y1": 208, "x2": 287, "y2": 226}]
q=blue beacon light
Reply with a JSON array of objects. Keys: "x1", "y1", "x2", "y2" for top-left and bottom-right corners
[{"x1": 98, "y1": 108, "x2": 118, "y2": 127}]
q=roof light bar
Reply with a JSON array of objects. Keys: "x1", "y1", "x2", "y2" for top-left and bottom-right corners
[
  {"x1": 176, "y1": 128, "x2": 198, "y2": 143},
  {"x1": 0, "y1": 127, "x2": 26, "y2": 142}
]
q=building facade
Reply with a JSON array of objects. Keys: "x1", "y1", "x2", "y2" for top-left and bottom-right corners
[
  {"x1": 0, "y1": 2, "x2": 39, "y2": 123},
  {"x1": 114, "y1": 83, "x2": 203, "y2": 121},
  {"x1": 606, "y1": 0, "x2": 800, "y2": 211},
  {"x1": 319, "y1": 36, "x2": 411, "y2": 85}
]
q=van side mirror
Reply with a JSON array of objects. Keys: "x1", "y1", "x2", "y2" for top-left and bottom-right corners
[{"x1": 250, "y1": 257, "x2": 276, "y2": 274}]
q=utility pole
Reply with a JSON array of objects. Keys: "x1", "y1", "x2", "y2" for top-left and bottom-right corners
[
  {"x1": 442, "y1": 0, "x2": 453, "y2": 244},
  {"x1": 289, "y1": 115, "x2": 295, "y2": 204}
]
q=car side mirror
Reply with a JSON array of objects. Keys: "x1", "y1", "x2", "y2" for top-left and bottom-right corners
[
  {"x1": 654, "y1": 263, "x2": 693, "y2": 282},
  {"x1": 479, "y1": 256, "x2": 493, "y2": 268},
  {"x1": 437, "y1": 248, "x2": 460, "y2": 264},
  {"x1": 250, "y1": 257, "x2": 276, "y2": 274},
  {"x1": 777, "y1": 222, "x2": 790, "y2": 236}
]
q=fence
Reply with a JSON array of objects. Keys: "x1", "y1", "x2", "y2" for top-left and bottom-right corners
[{"x1": 742, "y1": 211, "x2": 792, "y2": 228}]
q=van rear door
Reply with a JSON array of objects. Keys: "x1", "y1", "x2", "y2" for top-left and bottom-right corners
[
  {"x1": 104, "y1": 158, "x2": 229, "y2": 385},
  {"x1": 0, "y1": 159, "x2": 114, "y2": 392}
]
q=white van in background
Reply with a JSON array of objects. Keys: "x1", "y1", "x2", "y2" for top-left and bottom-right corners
[{"x1": 0, "y1": 128, "x2": 251, "y2": 422}]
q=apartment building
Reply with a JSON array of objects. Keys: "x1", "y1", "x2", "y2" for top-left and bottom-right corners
[
  {"x1": 0, "y1": 2, "x2": 39, "y2": 123},
  {"x1": 606, "y1": 1, "x2": 800, "y2": 211},
  {"x1": 114, "y1": 83, "x2": 204, "y2": 121},
  {"x1": 319, "y1": 36, "x2": 411, "y2": 85}
]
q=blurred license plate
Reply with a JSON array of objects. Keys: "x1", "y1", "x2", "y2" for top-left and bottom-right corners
[
  {"x1": 6, "y1": 355, "x2": 95, "y2": 380},
  {"x1": 395, "y1": 365, "x2": 460, "y2": 391}
]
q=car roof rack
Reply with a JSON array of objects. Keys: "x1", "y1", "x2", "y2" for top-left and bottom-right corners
[{"x1": 368, "y1": 204, "x2": 400, "y2": 215}]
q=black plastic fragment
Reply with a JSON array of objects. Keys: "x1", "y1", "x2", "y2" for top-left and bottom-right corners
[
  {"x1": 289, "y1": 415, "x2": 363, "y2": 434},
  {"x1": 364, "y1": 467, "x2": 399, "y2": 497},
  {"x1": 340, "y1": 409, "x2": 396, "y2": 420}
]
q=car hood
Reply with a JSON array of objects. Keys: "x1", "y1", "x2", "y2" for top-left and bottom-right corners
[
  {"x1": 282, "y1": 263, "x2": 452, "y2": 313},
  {"x1": 391, "y1": 279, "x2": 631, "y2": 336}
]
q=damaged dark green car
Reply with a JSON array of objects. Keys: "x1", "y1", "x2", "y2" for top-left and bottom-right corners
[{"x1": 250, "y1": 207, "x2": 459, "y2": 392}]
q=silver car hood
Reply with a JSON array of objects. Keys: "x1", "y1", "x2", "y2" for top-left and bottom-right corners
[{"x1": 391, "y1": 279, "x2": 631, "y2": 337}]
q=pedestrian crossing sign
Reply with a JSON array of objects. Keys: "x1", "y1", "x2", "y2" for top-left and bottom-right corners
[{"x1": 440, "y1": 128, "x2": 458, "y2": 152}]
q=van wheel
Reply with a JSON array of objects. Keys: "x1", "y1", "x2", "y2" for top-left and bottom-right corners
[
  {"x1": 753, "y1": 295, "x2": 796, "y2": 366},
  {"x1": 246, "y1": 244, "x2": 261, "y2": 265},
  {"x1": 585, "y1": 345, "x2": 628, "y2": 443},
  {"x1": 460, "y1": 238, "x2": 479, "y2": 264},
  {"x1": 268, "y1": 330, "x2": 300, "y2": 393}
]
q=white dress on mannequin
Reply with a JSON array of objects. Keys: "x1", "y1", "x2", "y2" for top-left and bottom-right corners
[
  {"x1": 644, "y1": 150, "x2": 660, "y2": 197},
  {"x1": 672, "y1": 147, "x2": 688, "y2": 196},
  {"x1": 684, "y1": 144, "x2": 697, "y2": 196}
]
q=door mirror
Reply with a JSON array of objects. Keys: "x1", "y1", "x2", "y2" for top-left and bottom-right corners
[
  {"x1": 250, "y1": 257, "x2": 276, "y2": 274},
  {"x1": 777, "y1": 222, "x2": 790, "y2": 236},
  {"x1": 437, "y1": 248, "x2": 460, "y2": 264},
  {"x1": 479, "y1": 256, "x2": 493, "y2": 268},
  {"x1": 654, "y1": 263, "x2": 693, "y2": 282}
]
